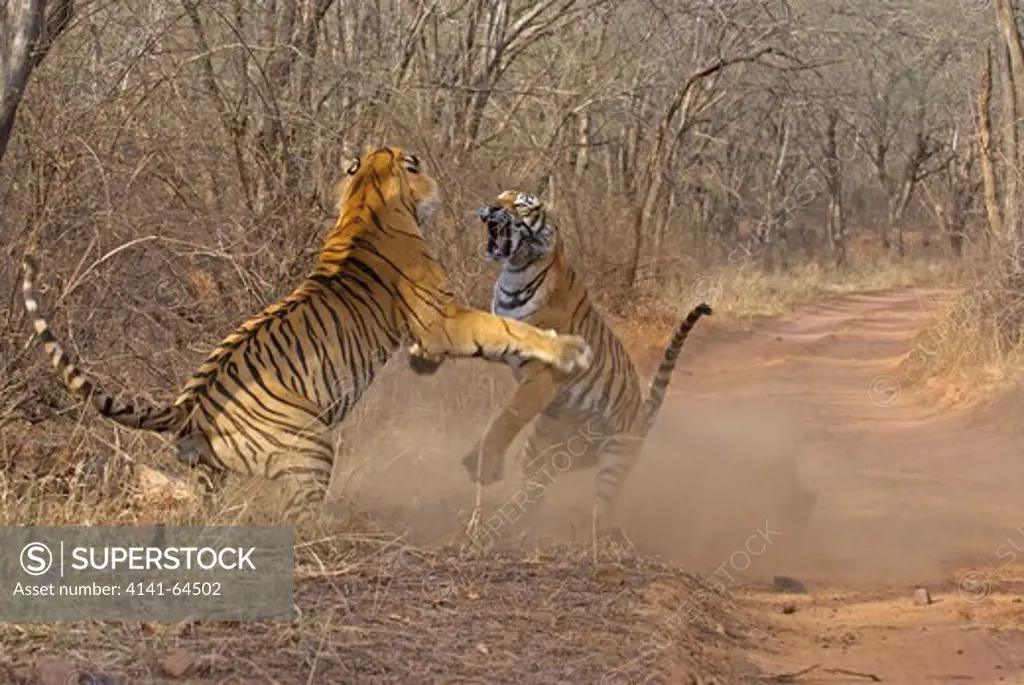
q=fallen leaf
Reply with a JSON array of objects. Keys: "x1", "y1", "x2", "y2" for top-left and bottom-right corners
[
  {"x1": 594, "y1": 568, "x2": 626, "y2": 585},
  {"x1": 161, "y1": 650, "x2": 199, "y2": 679}
]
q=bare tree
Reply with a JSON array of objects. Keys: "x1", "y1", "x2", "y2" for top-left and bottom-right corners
[
  {"x1": 0, "y1": 0, "x2": 997, "y2": 430},
  {"x1": 622, "y1": 2, "x2": 791, "y2": 286},
  {"x1": 995, "y1": 0, "x2": 1024, "y2": 253},
  {"x1": 921, "y1": 122, "x2": 980, "y2": 258},
  {"x1": 0, "y1": 0, "x2": 73, "y2": 164},
  {"x1": 979, "y1": 46, "x2": 1003, "y2": 250}
]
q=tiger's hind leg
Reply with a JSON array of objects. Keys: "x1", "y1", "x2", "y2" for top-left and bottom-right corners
[
  {"x1": 216, "y1": 431, "x2": 334, "y2": 525},
  {"x1": 461, "y1": 362, "x2": 560, "y2": 485},
  {"x1": 279, "y1": 472, "x2": 331, "y2": 525},
  {"x1": 268, "y1": 444, "x2": 335, "y2": 525},
  {"x1": 509, "y1": 415, "x2": 594, "y2": 543},
  {"x1": 592, "y1": 434, "x2": 644, "y2": 539}
]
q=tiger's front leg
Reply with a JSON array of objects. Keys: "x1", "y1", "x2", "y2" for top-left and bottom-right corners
[
  {"x1": 416, "y1": 304, "x2": 592, "y2": 374},
  {"x1": 407, "y1": 344, "x2": 446, "y2": 375},
  {"x1": 462, "y1": 362, "x2": 561, "y2": 485}
]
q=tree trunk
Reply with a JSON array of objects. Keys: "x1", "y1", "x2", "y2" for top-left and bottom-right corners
[
  {"x1": 995, "y1": 0, "x2": 1024, "y2": 252},
  {"x1": 1000, "y1": 42, "x2": 1020, "y2": 249},
  {"x1": 823, "y1": 109, "x2": 847, "y2": 267},
  {"x1": 979, "y1": 46, "x2": 1004, "y2": 250},
  {"x1": 0, "y1": 0, "x2": 74, "y2": 165}
]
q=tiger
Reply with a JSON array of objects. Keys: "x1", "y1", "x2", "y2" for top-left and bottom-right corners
[
  {"x1": 411, "y1": 189, "x2": 713, "y2": 536},
  {"x1": 21, "y1": 148, "x2": 593, "y2": 520}
]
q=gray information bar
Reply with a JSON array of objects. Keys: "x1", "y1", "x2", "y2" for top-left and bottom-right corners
[{"x1": 0, "y1": 526, "x2": 294, "y2": 621}]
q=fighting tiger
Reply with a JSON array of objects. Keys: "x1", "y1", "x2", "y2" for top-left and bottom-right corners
[
  {"x1": 21, "y1": 149, "x2": 593, "y2": 520},
  {"x1": 411, "y1": 189, "x2": 712, "y2": 536}
]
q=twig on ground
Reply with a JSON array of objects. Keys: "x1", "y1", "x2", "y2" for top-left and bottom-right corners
[
  {"x1": 824, "y1": 667, "x2": 881, "y2": 681},
  {"x1": 760, "y1": 663, "x2": 819, "y2": 682},
  {"x1": 761, "y1": 664, "x2": 882, "y2": 682}
]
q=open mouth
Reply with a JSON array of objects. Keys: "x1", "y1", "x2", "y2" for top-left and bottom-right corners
[{"x1": 480, "y1": 206, "x2": 514, "y2": 261}]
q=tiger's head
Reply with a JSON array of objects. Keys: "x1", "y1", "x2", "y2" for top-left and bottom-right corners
[
  {"x1": 478, "y1": 190, "x2": 556, "y2": 268},
  {"x1": 339, "y1": 146, "x2": 440, "y2": 225}
]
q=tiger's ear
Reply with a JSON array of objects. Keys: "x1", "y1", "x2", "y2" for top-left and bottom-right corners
[
  {"x1": 344, "y1": 157, "x2": 360, "y2": 175},
  {"x1": 495, "y1": 189, "x2": 520, "y2": 210}
]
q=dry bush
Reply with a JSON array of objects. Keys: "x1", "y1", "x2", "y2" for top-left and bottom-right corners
[
  {"x1": 902, "y1": 256, "x2": 1024, "y2": 394},
  {"x1": 910, "y1": 1, "x2": 1024, "y2": 397}
]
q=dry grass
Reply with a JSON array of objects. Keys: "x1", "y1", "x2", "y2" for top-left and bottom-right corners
[
  {"x1": 897, "y1": 255, "x2": 1024, "y2": 399},
  {"x1": 0, "y1": 538, "x2": 764, "y2": 684},
  {"x1": 594, "y1": 254, "x2": 959, "y2": 359},
  {"x1": 713, "y1": 257, "x2": 957, "y2": 322}
]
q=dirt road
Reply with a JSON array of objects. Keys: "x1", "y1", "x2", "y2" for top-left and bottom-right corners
[
  {"x1": 627, "y1": 287, "x2": 1024, "y2": 581},
  {"x1": 624, "y1": 288, "x2": 1024, "y2": 683}
]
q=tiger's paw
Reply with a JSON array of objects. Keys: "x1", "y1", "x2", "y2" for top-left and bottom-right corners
[
  {"x1": 552, "y1": 334, "x2": 593, "y2": 373},
  {"x1": 407, "y1": 344, "x2": 445, "y2": 375},
  {"x1": 461, "y1": 444, "x2": 505, "y2": 485}
]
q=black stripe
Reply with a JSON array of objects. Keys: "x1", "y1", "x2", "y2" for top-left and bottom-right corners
[
  {"x1": 268, "y1": 332, "x2": 306, "y2": 396},
  {"x1": 225, "y1": 362, "x2": 291, "y2": 419}
]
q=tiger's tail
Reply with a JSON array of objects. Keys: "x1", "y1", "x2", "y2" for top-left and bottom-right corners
[
  {"x1": 640, "y1": 302, "x2": 713, "y2": 436},
  {"x1": 21, "y1": 254, "x2": 187, "y2": 433}
]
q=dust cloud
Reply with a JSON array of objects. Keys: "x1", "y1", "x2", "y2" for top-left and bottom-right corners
[{"x1": 333, "y1": 290, "x2": 1024, "y2": 592}]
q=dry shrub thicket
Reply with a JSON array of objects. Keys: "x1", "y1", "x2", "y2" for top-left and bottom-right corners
[
  {"x1": 897, "y1": 0, "x2": 1024, "y2": 391},
  {"x1": 0, "y1": 0, "x2": 1001, "y2": 522}
]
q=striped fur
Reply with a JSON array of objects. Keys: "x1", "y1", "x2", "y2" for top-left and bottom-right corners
[
  {"x1": 459, "y1": 190, "x2": 712, "y2": 534},
  {"x1": 22, "y1": 149, "x2": 593, "y2": 520}
]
